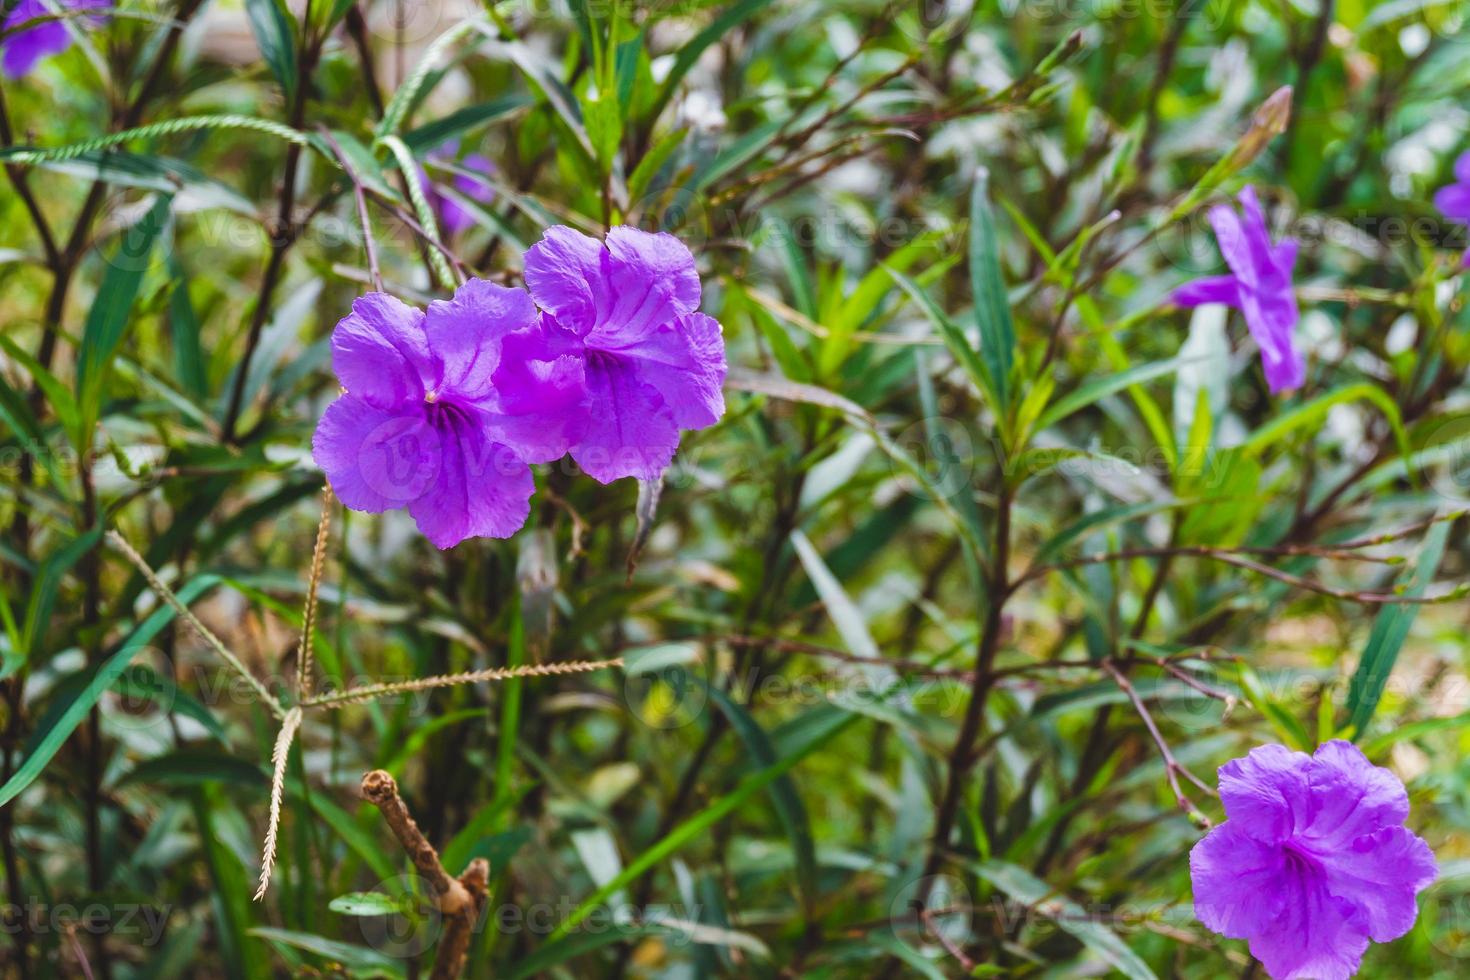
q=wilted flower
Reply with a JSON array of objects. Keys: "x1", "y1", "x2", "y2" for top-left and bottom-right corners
[
  {"x1": 1432, "y1": 151, "x2": 1470, "y2": 268},
  {"x1": 522, "y1": 225, "x2": 727, "y2": 482},
  {"x1": 1173, "y1": 186, "x2": 1304, "y2": 393},
  {"x1": 423, "y1": 147, "x2": 497, "y2": 237},
  {"x1": 1190, "y1": 741, "x2": 1436, "y2": 980},
  {"x1": 2, "y1": 0, "x2": 106, "y2": 78},
  {"x1": 313, "y1": 282, "x2": 553, "y2": 549}
]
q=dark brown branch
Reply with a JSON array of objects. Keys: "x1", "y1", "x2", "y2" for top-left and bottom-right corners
[{"x1": 360, "y1": 770, "x2": 490, "y2": 980}]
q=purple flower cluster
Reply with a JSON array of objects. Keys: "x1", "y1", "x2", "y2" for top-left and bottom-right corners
[
  {"x1": 312, "y1": 226, "x2": 726, "y2": 549},
  {"x1": 1191, "y1": 741, "x2": 1435, "y2": 979},
  {"x1": 1, "y1": 0, "x2": 106, "y2": 78}
]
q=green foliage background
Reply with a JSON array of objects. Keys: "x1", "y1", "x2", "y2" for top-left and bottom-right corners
[{"x1": 2, "y1": 0, "x2": 1470, "y2": 976}]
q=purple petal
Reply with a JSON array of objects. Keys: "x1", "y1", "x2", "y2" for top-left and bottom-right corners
[
  {"x1": 1172, "y1": 274, "x2": 1241, "y2": 309},
  {"x1": 1455, "y1": 150, "x2": 1470, "y2": 186},
  {"x1": 1433, "y1": 184, "x2": 1470, "y2": 224},
  {"x1": 1238, "y1": 286, "x2": 1304, "y2": 393},
  {"x1": 331, "y1": 293, "x2": 432, "y2": 409},
  {"x1": 407, "y1": 407, "x2": 533, "y2": 548},
  {"x1": 1190, "y1": 821, "x2": 1288, "y2": 939},
  {"x1": 1271, "y1": 237, "x2": 1298, "y2": 276},
  {"x1": 1301, "y1": 741, "x2": 1410, "y2": 847},
  {"x1": 436, "y1": 155, "x2": 496, "y2": 236},
  {"x1": 1319, "y1": 826, "x2": 1436, "y2": 943},
  {"x1": 313, "y1": 396, "x2": 440, "y2": 512},
  {"x1": 452, "y1": 154, "x2": 497, "y2": 203},
  {"x1": 570, "y1": 358, "x2": 680, "y2": 483},
  {"x1": 586, "y1": 227, "x2": 702, "y2": 346},
  {"x1": 610, "y1": 312, "x2": 727, "y2": 430},
  {"x1": 487, "y1": 324, "x2": 588, "y2": 464},
  {"x1": 1209, "y1": 202, "x2": 1260, "y2": 291},
  {"x1": 1236, "y1": 186, "x2": 1279, "y2": 276},
  {"x1": 2, "y1": 0, "x2": 75, "y2": 78},
  {"x1": 1217, "y1": 743, "x2": 1313, "y2": 843},
  {"x1": 525, "y1": 226, "x2": 606, "y2": 334},
  {"x1": 1246, "y1": 865, "x2": 1369, "y2": 980},
  {"x1": 423, "y1": 278, "x2": 537, "y2": 404}
]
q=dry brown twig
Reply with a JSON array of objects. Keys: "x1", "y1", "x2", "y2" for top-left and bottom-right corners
[{"x1": 361, "y1": 770, "x2": 490, "y2": 980}]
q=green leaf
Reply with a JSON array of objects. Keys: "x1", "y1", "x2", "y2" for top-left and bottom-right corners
[
  {"x1": 647, "y1": 0, "x2": 773, "y2": 126},
  {"x1": 0, "y1": 333, "x2": 78, "y2": 436},
  {"x1": 249, "y1": 928, "x2": 403, "y2": 977},
  {"x1": 21, "y1": 525, "x2": 103, "y2": 659},
  {"x1": 627, "y1": 126, "x2": 688, "y2": 202},
  {"x1": 969, "y1": 169, "x2": 1016, "y2": 405},
  {"x1": 969, "y1": 860, "x2": 1159, "y2": 980},
  {"x1": 193, "y1": 789, "x2": 270, "y2": 980},
  {"x1": 165, "y1": 259, "x2": 208, "y2": 401},
  {"x1": 699, "y1": 681, "x2": 819, "y2": 919},
  {"x1": 404, "y1": 94, "x2": 535, "y2": 153},
  {"x1": 1034, "y1": 356, "x2": 1189, "y2": 433},
  {"x1": 1239, "y1": 382, "x2": 1413, "y2": 477},
  {"x1": 74, "y1": 193, "x2": 173, "y2": 441},
  {"x1": 546, "y1": 707, "x2": 863, "y2": 942},
  {"x1": 1346, "y1": 519, "x2": 1452, "y2": 738},
  {"x1": 120, "y1": 749, "x2": 267, "y2": 788},
  {"x1": 0, "y1": 575, "x2": 219, "y2": 808},
  {"x1": 245, "y1": 0, "x2": 299, "y2": 102},
  {"x1": 885, "y1": 264, "x2": 1000, "y2": 410},
  {"x1": 328, "y1": 892, "x2": 409, "y2": 917}
]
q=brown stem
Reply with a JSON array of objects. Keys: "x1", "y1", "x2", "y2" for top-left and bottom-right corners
[
  {"x1": 360, "y1": 771, "x2": 489, "y2": 980},
  {"x1": 916, "y1": 483, "x2": 1012, "y2": 896},
  {"x1": 222, "y1": 23, "x2": 324, "y2": 440}
]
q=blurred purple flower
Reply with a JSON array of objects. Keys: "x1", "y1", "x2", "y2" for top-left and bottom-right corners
[
  {"x1": 1432, "y1": 151, "x2": 1470, "y2": 268},
  {"x1": 1173, "y1": 186, "x2": 1304, "y2": 393},
  {"x1": 2, "y1": 0, "x2": 107, "y2": 78},
  {"x1": 1190, "y1": 741, "x2": 1436, "y2": 980},
  {"x1": 522, "y1": 225, "x2": 726, "y2": 483},
  {"x1": 422, "y1": 149, "x2": 496, "y2": 237},
  {"x1": 313, "y1": 281, "x2": 567, "y2": 549}
]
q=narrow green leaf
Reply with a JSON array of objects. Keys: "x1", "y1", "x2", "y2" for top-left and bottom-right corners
[
  {"x1": 244, "y1": 0, "x2": 299, "y2": 102},
  {"x1": 75, "y1": 193, "x2": 173, "y2": 439},
  {"x1": 0, "y1": 575, "x2": 219, "y2": 808},
  {"x1": 885, "y1": 264, "x2": 1000, "y2": 409},
  {"x1": 1346, "y1": 519, "x2": 1452, "y2": 737},
  {"x1": 404, "y1": 94, "x2": 535, "y2": 152},
  {"x1": 0, "y1": 333, "x2": 78, "y2": 436},
  {"x1": 699, "y1": 681, "x2": 819, "y2": 919},
  {"x1": 547, "y1": 708, "x2": 862, "y2": 941},
  {"x1": 21, "y1": 525, "x2": 103, "y2": 658},
  {"x1": 969, "y1": 169, "x2": 1016, "y2": 405},
  {"x1": 648, "y1": 0, "x2": 773, "y2": 126},
  {"x1": 1034, "y1": 356, "x2": 1188, "y2": 433}
]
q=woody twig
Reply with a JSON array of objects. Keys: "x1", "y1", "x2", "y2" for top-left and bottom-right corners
[{"x1": 361, "y1": 770, "x2": 490, "y2": 980}]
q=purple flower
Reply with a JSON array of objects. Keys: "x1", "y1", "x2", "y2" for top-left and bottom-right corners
[
  {"x1": 2, "y1": 0, "x2": 106, "y2": 78},
  {"x1": 1173, "y1": 186, "x2": 1304, "y2": 393},
  {"x1": 312, "y1": 280, "x2": 576, "y2": 549},
  {"x1": 521, "y1": 225, "x2": 727, "y2": 483},
  {"x1": 1190, "y1": 741, "x2": 1436, "y2": 980},
  {"x1": 422, "y1": 149, "x2": 497, "y2": 237},
  {"x1": 1432, "y1": 151, "x2": 1470, "y2": 268}
]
